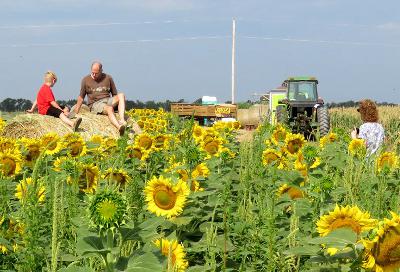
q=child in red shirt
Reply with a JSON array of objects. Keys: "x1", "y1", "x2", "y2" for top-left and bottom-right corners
[{"x1": 27, "y1": 71, "x2": 82, "y2": 131}]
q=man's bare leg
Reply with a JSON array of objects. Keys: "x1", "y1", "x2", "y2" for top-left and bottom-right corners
[
  {"x1": 112, "y1": 93, "x2": 127, "y2": 125},
  {"x1": 104, "y1": 105, "x2": 121, "y2": 129}
]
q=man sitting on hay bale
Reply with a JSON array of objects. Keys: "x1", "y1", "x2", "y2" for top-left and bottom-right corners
[{"x1": 72, "y1": 61, "x2": 127, "y2": 136}]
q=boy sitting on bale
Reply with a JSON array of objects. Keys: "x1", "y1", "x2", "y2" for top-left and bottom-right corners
[{"x1": 27, "y1": 71, "x2": 82, "y2": 131}]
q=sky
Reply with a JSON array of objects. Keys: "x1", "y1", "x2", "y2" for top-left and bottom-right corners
[{"x1": 0, "y1": 0, "x2": 399, "y2": 104}]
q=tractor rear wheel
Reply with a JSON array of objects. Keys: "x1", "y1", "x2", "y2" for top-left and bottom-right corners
[
  {"x1": 317, "y1": 106, "x2": 330, "y2": 137},
  {"x1": 276, "y1": 105, "x2": 288, "y2": 124}
]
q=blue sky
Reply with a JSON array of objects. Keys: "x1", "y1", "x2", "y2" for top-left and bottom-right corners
[{"x1": 0, "y1": 0, "x2": 399, "y2": 103}]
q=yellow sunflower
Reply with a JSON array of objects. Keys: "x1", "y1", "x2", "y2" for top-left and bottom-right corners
[
  {"x1": 190, "y1": 180, "x2": 204, "y2": 192},
  {"x1": 316, "y1": 204, "x2": 376, "y2": 237},
  {"x1": 41, "y1": 133, "x2": 63, "y2": 155},
  {"x1": 191, "y1": 163, "x2": 210, "y2": 179},
  {"x1": 101, "y1": 137, "x2": 117, "y2": 153},
  {"x1": 15, "y1": 177, "x2": 45, "y2": 204},
  {"x1": 64, "y1": 135, "x2": 87, "y2": 158},
  {"x1": 154, "y1": 238, "x2": 188, "y2": 272},
  {"x1": 376, "y1": 152, "x2": 398, "y2": 173},
  {"x1": 319, "y1": 132, "x2": 337, "y2": 148},
  {"x1": 68, "y1": 163, "x2": 99, "y2": 194},
  {"x1": 103, "y1": 168, "x2": 131, "y2": 187},
  {"x1": 0, "y1": 137, "x2": 16, "y2": 153},
  {"x1": 277, "y1": 184, "x2": 304, "y2": 199},
  {"x1": 262, "y1": 148, "x2": 281, "y2": 165},
  {"x1": 144, "y1": 176, "x2": 190, "y2": 218},
  {"x1": 53, "y1": 157, "x2": 67, "y2": 172},
  {"x1": 271, "y1": 124, "x2": 287, "y2": 145},
  {"x1": 0, "y1": 149, "x2": 22, "y2": 177},
  {"x1": 153, "y1": 134, "x2": 170, "y2": 150},
  {"x1": 0, "y1": 118, "x2": 5, "y2": 133},
  {"x1": 310, "y1": 157, "x2": 321, "y2": 169},
  {"x1": 363, "y1": 212, "x2": 400, "y2": 272},
  {"x1": 125, "y1": 145, "x2": 149, "y2": 161},
  {"x1": 192, "y1": 125, "x2": 205, "y2": 143},
  {"x1": 135, "y1": 133, "x2": 154, "y2": 151},
  {"x1": 294, "y1": 159, "x2": 308, "y2": 179},
  {"x1": 284, "y1": 133, "x2": 305, "y2": 155},
  {"x1": 348, "y1": 138, "x2": 366, "y2": 157},
  {"x1": 18, "y1": 138, "x2": 42, "y2": 166},
  {"x1": 201, "y1": 138, "x2": 223, "y2": 158},
  {"x1": 89, "y1": 135, "x2": 104, "y2": 145}
]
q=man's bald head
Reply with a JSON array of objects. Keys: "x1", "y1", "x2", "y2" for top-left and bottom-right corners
[{"x1": 91, "y1": 61, "x2": 103, "y2": 80}]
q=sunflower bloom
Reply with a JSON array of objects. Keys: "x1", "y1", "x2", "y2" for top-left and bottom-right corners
[
  {"x1": 262, "y1": 148, "x2": 282, "y2": 166},
  {"x1": 64, "y1": 135, "x2": 87, "y2": 157},
  {"x1": 18, "y1": 138, "x2": 42, "y2": 166},
  {"x1": 15, "y1": 177, "x2": 45, "y2": 204},
  {"x1": 201, "y1": 138, "x2": 223, "y2": 158},
  {"x1": 0, "y1": 150, "x2": 22, "y2": 177},
  {"x1": 376, "y1": 152, "x2": 398, "y2": 173},
  {"x1": 68, "y1": 163, "x2": 99, "y2": 194},
  {"x1": 319, "y1": 132, "x2": 337, "y2": 148},
  {"x1": 277, "y1": 184, "x2": 304, "y2": 199},
  {"x1": 0, "y1": 118, "x2": 5, "y2": 133},
  {"x1": 284, "y1": 133, "x2": 305, "y2": 155},
  {"x1": 310, "y1": 157, "x2": 321, "y2": 169},
  {"x1": 125, "y1": 145, "x2": 149, "y2": 161},
  {"x1": 271, "y1": 124, "x2": 287, "y2": 145},
  {"x1": 348, "y1": 139, "x2": 366, "y2": 158},
  {"x1": 362, "y1": 212, "x2": 400, "y2": 272},
  {"x1": 88, "y1": 190, "x2": 127, "y2": 231},
  {"x1": 316, "y1": 205, "x2": 377, "y2": 237},
  {"x1": 135, "y1": 133, "x2": 154, "y2": 151},
  {"x1": 154, "y1": 238, "x2": 189, "y2": 271},
  {"x1": 0, "y1": 137, "x2": 16, "y2": 153},
  {"x1": 103, "y1": 168, "x2": 131, "y2": 187},
  {"x1": 144, "y1": 176, "x2": 190, "y2": 218},
  {"x1": 40, "y1": 133, "x2": 63, "y2": 155},
  {"x1": 191, "y1": 163, "x2": 210, "y2": 179}
]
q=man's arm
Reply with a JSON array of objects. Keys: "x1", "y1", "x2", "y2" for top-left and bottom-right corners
[
  {"x1": 74, "y1": 79, "x2": 87, "y2": 113},
  {"x1": 26, "y1": 100, "x2": 37, "y2": 113},
  {"x1": 74, "y1": 96, "x2": 84, "y2": 113},
  {"x1": 109, "y1": 76, "x2": 118, "y2": 96}
]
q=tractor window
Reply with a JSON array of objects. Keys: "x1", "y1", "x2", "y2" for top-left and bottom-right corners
[{"x1": 288, "y1": 81, "x2": 317, "y2": 101}]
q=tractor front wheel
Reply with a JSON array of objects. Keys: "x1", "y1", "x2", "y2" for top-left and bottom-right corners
[{"x1": 317, "y1": 106, "x2": 330, "y2": 137}]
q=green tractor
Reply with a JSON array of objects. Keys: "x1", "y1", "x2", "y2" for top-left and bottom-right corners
[{"x1": 276, "y1": 76, "x2": 330, "y2": 138}]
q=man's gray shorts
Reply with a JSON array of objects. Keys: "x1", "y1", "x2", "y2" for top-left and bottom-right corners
[{"x1": 91, "y1": 97, "x2": 114, "y2": 114}]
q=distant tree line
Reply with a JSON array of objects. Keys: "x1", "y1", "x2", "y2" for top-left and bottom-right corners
[
  {"x1": 0, "y1": 98, "x2": 397, "y2": 112},
  {"x1": 0, "y1": 98, "x2": 186, "y2": 112},
  {"x1": 326, "y1": 100, "x2": 397, "y2": 108}
]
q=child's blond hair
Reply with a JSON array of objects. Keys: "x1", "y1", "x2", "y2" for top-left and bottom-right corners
[{"x1": 44, "y1": 71, "x2": 57, "y2": 83}]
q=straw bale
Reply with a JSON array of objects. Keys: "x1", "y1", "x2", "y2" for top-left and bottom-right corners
[{"x1": 1, "y1": 108, "x2": 141, "y2": 140}]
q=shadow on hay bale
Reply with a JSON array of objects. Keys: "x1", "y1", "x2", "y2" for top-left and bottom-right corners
[{"x1": 1, "y1": 110, "x2": 141, "y2": 140}]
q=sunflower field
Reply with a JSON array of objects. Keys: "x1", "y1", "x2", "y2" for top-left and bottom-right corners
[{"x1": 0, "y1": 108, "x2": 400, "y2": 271}]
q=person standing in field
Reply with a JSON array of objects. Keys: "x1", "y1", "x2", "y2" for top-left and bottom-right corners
[
  {"x1": 27, "y1": 71, "x2": 82, "y2": 131},
  {"x1": 351, "y1": 99, "x2": 384, "y2": 155},
  {"x1": 72, "y1": 61, "x2": 127, "y2": 135}
]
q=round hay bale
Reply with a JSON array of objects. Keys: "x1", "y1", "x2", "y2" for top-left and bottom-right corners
[
  {"x1": 1, "y1": 111, "x2": 141, "y2": 140},
  {"x1": 237, "y1": 109, "x2": 250, "y2": 126}
]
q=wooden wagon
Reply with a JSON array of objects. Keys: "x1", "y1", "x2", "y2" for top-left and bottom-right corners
[{"x1": 170, "y1": 103, "x2": 237, "y2": 125}]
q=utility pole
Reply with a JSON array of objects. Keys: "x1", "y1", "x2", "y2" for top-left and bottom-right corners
[{"x1": 231, "y1": 18, "x2": 236, "y2": 104}]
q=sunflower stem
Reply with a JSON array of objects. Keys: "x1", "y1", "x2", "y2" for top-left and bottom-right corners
[{"x1": 50, "y1": 177, "x2": 60, "y2": 272}]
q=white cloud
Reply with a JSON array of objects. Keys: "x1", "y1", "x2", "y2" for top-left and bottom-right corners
[{"x1": 0, "y1": 0, "x2": 197, "y2": 12}]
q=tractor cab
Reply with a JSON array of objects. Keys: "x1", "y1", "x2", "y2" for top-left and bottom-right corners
[{"x1": 276, "y1": 77, "x2": 330, "y2": 138}]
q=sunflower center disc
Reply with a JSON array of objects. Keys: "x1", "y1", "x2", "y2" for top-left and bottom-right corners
[
  {"x1": 2, "y1": 158, "x2": 16, "y2": 175},
  {"x1": 155, "y1": 190, "x2": 176, "y2": 210}
]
